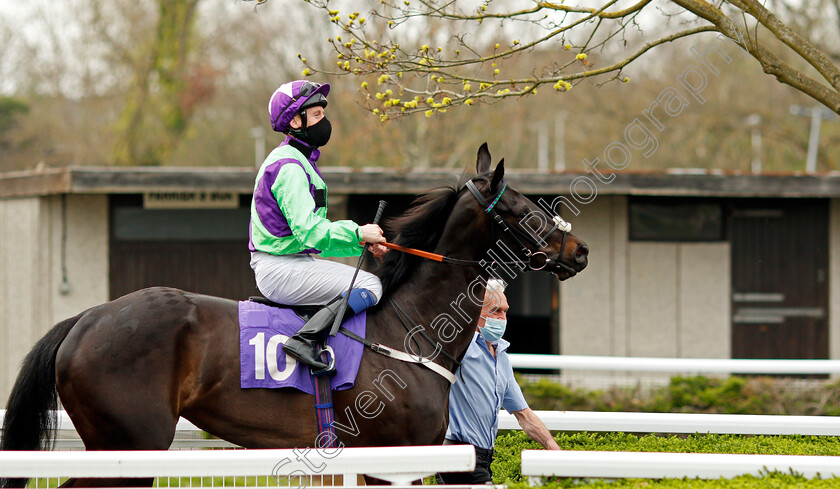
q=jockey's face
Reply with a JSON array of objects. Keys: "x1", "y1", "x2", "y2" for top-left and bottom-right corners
[
  {"x1": 477, "y1": 289, "x2": 508, "y2": 330},
  {"x1": 290, "y1": 106, "x2": 326, "y2": 130}
]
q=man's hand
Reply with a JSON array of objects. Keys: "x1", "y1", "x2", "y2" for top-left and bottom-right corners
[
  {"x1": 359, "y1": 224, "x2": 385, "y2": 244},
  {"x1": 513, "y1": 408, "x2": 560, "y2": 450},
  {"x1": 369, "y1": 243, "x2": 389, "y2": 258}
]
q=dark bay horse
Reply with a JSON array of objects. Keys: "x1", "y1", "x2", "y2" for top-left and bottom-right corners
[{"x1": 1, "y1": 143, "x2": 588, "y2": 488}]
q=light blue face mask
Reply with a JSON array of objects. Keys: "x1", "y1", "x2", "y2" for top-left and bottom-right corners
[{"x1": 479, "y1": 317, "x2": 507, "y2": 343}]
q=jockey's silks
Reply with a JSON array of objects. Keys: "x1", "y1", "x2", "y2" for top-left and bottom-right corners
[{"x1": 249, "y1": 135, "x2": 363, "y2": 257}]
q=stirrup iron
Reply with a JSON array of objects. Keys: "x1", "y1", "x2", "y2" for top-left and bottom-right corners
[{"x1": 311, "y1": 345, "x2": 336, "y2": 376}]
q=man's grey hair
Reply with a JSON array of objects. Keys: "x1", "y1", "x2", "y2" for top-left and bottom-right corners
[{"x1": 486, "y1": 278, "x2": 507, "y2": 295}]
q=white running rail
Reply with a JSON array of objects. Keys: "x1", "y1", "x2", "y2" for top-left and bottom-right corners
[
  {"x1": 6, "y1": 410, "x2": 840, "y2": 441},
  {"x1": 497, "y1": 410, "x2": 840, "y2": 435},
  {"x1": 0, "y1": 445, "x2": 475, "y2": 486},
  {"x1": 508, "y1": 354, "x2": 840, "y2": 374},
  {"x1": 0, "y1": 409, "x2": 201, "y2": 432},
  {"x1": 0, "y1": 410, "x2": 235, "y2": 449},
  {"x1": 521, "y1": 450, "x2": 840, "y2": 484}
]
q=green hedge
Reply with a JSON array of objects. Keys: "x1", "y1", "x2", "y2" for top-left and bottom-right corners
[
  {"x1": 492, "y1": 431, "x2": 840, "y2": 488},
  {"x1": 489, "y1": 375, "x2": 840, "y2": 486},
  {"x1": 504, "y1": 473, "x2": 840, "y2": 489},
  {"x1": 519, "y1": 375, "x2": 840, "y2": 415}
]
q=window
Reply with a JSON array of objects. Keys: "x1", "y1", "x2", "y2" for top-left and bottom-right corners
[{"x1": 628, "y1": 198, "x2": 725, "y2": 242}]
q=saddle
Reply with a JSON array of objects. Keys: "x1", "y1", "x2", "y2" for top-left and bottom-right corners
[
  {"x1": 249, "y1": 296, "x2": 338, "y2": 376},
  {"x1": 248, "y1": 296, "x2": 321, "y2": 322}
]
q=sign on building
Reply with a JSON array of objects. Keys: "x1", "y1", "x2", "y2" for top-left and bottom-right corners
[{"x1": 143, "y1": 192, "x2": 239, "y2": 209}]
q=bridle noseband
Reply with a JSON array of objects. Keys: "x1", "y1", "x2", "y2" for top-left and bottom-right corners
[{"x1": 465, "y1": 179, "x2": 576, "y2": 274}]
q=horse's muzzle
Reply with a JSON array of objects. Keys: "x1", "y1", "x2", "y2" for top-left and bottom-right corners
[{"x1": 575, "y1": 243, "x2": 589, "y2": 266}]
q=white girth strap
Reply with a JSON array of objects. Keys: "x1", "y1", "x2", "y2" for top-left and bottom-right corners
[{"x1": 369, "y1": 343, "x2": 458, "y2": 384}]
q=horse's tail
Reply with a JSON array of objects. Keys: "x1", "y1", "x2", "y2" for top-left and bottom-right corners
[{"x1": 1, "y1": 312, "x2": 84, "y2": 488}]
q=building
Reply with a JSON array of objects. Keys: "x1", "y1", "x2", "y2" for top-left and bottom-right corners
[{"x1": 2, "y1": 166, "x2": 839, "y2": 403}]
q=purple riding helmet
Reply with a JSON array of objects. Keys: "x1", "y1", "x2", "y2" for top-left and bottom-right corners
[{"x1": 268, "y1": 80, "x2": 331, "y2": 133}]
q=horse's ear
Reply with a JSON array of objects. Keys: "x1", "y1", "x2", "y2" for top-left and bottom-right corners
[
  {"x1": 490, "y1": 159, "x2": 505, "y2": 191},
  {"x1": 476, "y1": 142, "x2": 491, "y2": 174}
]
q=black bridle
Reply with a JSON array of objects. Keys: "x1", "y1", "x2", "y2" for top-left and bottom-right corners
[
  {"x1": 337, "y1": 178, "x2": 579, "y2": 381},
  {"x1": 377, "y1": 178, "x2": 578, "y2": 274},
  {"x1": 465, "y1": 179, "x2": 577, "y2": 274}
]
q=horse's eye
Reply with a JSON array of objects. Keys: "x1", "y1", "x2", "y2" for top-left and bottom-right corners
[{"x1": 518, "y1": 210, "x2": 529, "y2": 219}]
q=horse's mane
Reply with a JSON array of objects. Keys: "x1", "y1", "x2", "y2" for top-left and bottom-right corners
[{"x1": 373, "y1": 175, "x2": 480, "y2": 296}]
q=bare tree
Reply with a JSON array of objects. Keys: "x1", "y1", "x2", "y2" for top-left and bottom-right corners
[
  {"x1": 166, "y1": 1, "x2": 336, "y2": 167},
  {"x1": 283, "y1": 0, "x2": 840, "y2": 119},
  {"x1": 109, "y1": 0, "x2": 207, "y2": 165}
]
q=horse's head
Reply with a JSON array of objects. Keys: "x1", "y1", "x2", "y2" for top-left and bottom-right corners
[
  {"x1": 374, "y1": 143, "x2": 588, "y2": 296},
  {"x1": 465, "y1": 142, "x2": 588, "y2": 280}
]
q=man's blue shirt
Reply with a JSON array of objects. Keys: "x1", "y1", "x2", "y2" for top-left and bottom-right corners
[{"x1": 445, "y1": 332, "x2": 528, "y2": 449}]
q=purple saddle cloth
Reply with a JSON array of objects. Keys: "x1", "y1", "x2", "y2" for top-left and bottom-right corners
[{"x1": 238, "y1": 301, "x2": 366, "y2": 394}]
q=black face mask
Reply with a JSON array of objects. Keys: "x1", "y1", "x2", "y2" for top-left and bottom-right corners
[{"x1": 294, "y1": 117, "x2": 332, "y2": 148}]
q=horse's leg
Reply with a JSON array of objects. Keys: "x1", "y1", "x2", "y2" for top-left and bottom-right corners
[
  {"x1": 362, "y1": 475, "x2": 424, "y2": 485},
  {"x1": 56, "y1": 395, "x2": 177, "y2": 488},
  {"x1": 363, "y1": 475, "x2": 392, "y2": 485},
  {"x1": 59, "y1": 478, "x2": 154, "y2": 488},
  {"x1": 55, "y1": 396, "x2": 176, "y2": 488}
]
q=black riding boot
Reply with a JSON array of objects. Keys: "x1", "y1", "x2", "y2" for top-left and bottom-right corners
[{"x1": 283, "y1": 297, "x2": 352, "y2": 372}]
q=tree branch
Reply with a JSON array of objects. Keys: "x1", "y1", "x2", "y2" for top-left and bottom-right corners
[
  {"x1": 337, "y1": 25, "x2": 716, "y2": 118},
  {"x1": 672, "y1": 0, "x2": 840, "y2": 113},
  {"x1": 738, "y1": 0, "x2": 840, "y2": 92},
  {"x1": 751, "y1": 38, "x2": 840, "y2": 113},
  {"x1": 562, "y1": 26, "x2": 719, "y2": 80},
  {"x1": 402, "y1": 0, "x2": 653, "y2": 22},
  {"x1": 301, "y1": 0, "x2": 840, "y2": 118}
]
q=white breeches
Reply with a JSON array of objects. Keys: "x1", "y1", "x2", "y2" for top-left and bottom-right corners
[{"x1": 250, "y1": 251, "x2": 383, "y2": 306}]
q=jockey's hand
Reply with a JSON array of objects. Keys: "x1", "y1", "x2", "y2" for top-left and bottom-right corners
[
  {"x1": 359, "y1": 224, "x2": 386, "y2": 244},
  {"x1": 369, "y1": 243, "x2": 389, "y2": 258}
]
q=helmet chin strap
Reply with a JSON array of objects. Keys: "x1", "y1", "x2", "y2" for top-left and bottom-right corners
[{"x1": 291, "y1": 110, "x2": 309, "y2": 140}]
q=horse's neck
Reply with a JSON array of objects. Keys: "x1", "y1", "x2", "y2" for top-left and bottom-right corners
[
  {"x1": 368, "y1": 200, "x2": 493, "y2": 367},
  {"x1": 369, "y1": 251, "x2": 487, "y2": 369}
]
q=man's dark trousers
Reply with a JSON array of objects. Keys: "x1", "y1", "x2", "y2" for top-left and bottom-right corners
[{"x1": 436, "y1": 439, "x2": 494, "y2": 484}]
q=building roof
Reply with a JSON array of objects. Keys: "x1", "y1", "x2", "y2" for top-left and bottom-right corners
[{"x1": 3, "y1": 166, "x2": 840, "y2": 199}]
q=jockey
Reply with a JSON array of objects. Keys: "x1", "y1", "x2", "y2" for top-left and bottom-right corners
[{"x1": 250, "y1": 80, "x2": 387, "y2": 372}]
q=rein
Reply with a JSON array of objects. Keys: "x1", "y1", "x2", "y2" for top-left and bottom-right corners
[
  {"x1": 389, "y1": 299, "x2": 461, "y2": 370},
  {"x1": 379, "y1": 242, "x2": 488, "y2": 266}
]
